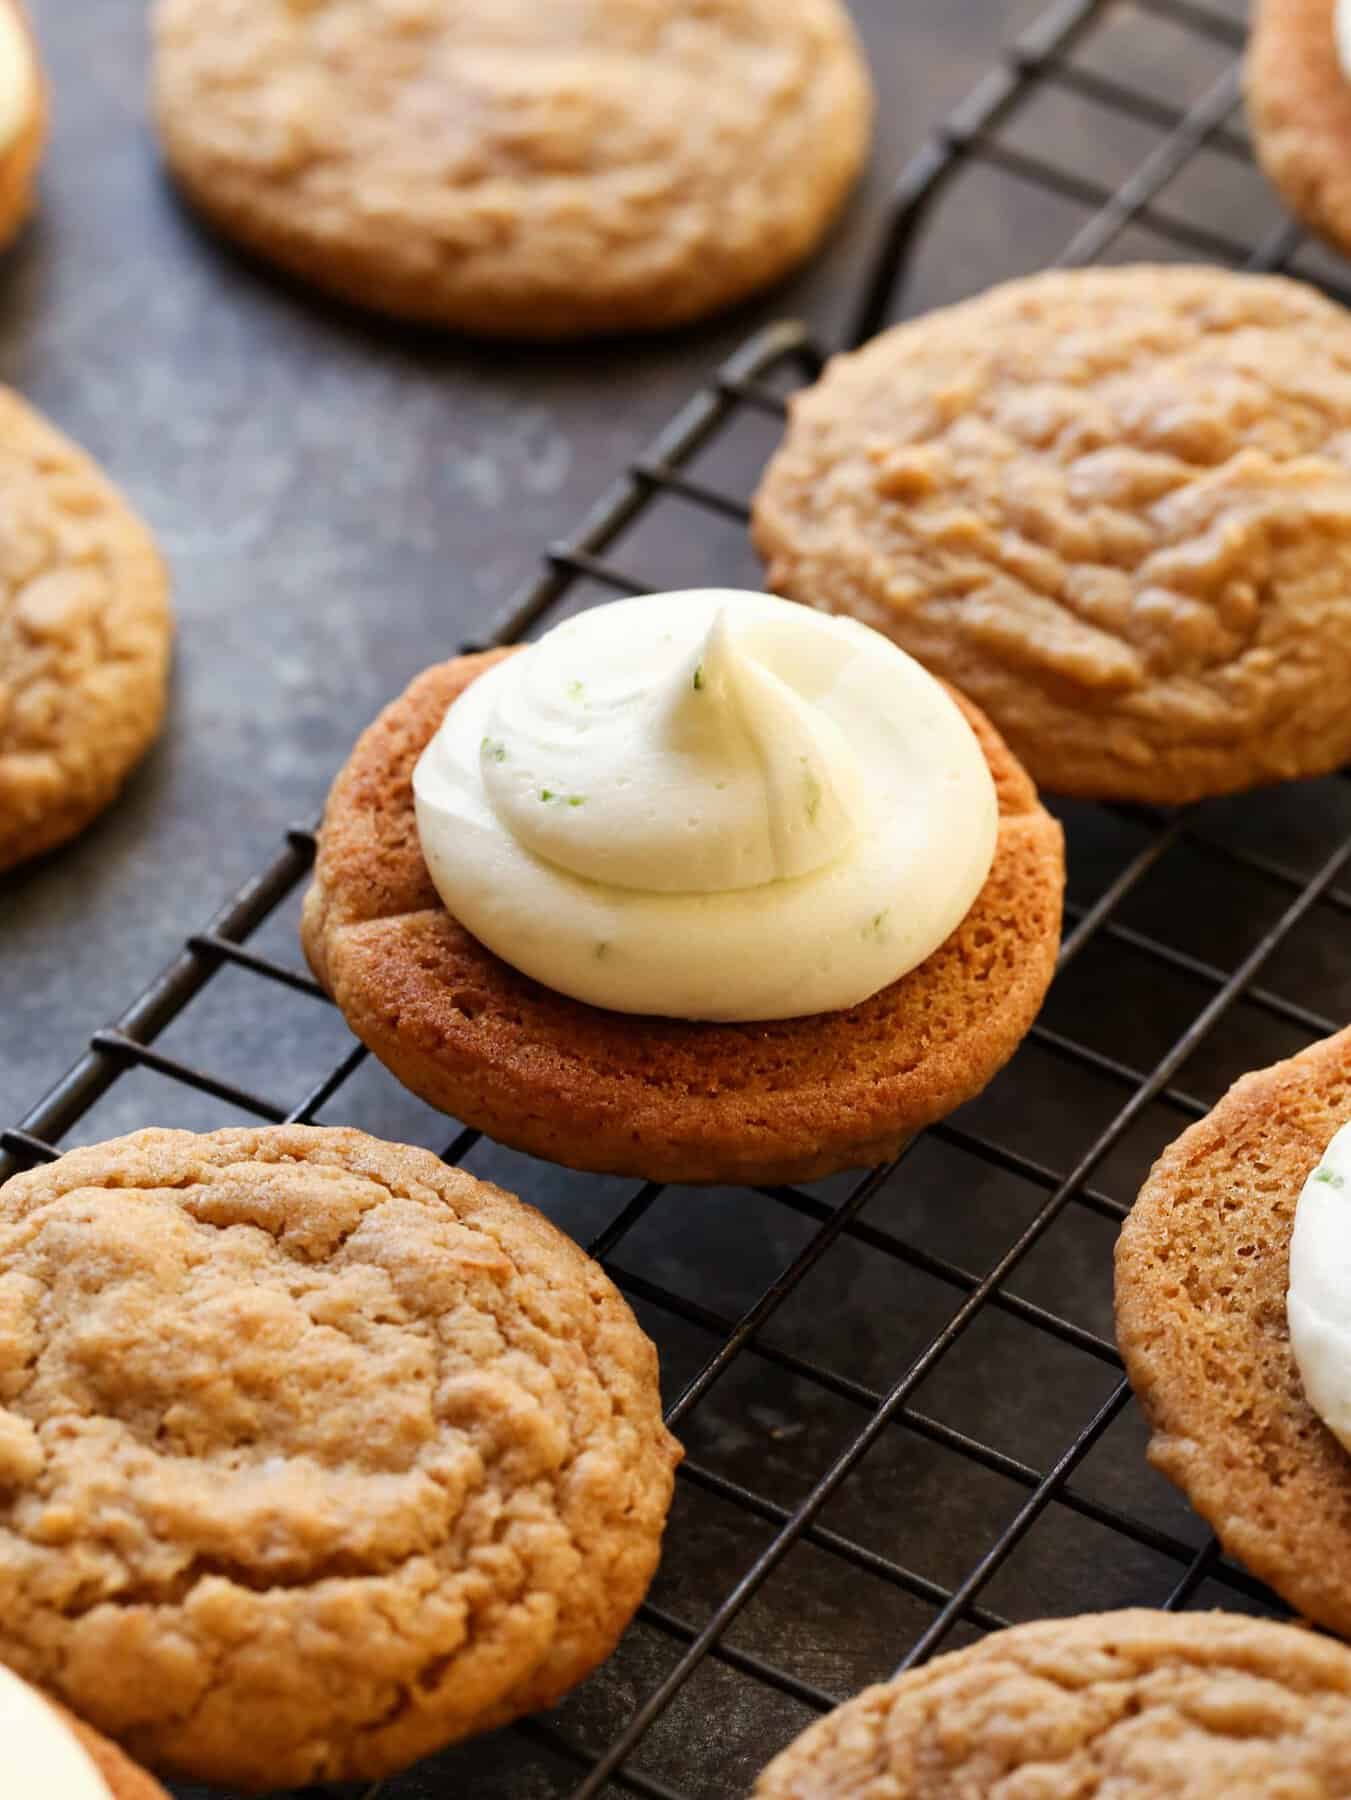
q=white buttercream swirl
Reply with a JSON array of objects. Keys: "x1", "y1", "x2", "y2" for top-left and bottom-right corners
[
  {"x1": 0, "y1": 1665, "x2": 112, "y2": 1800},
  {"x1": 413, "y1": 590, "x2": 998, "y2": 1022},
  {"x1": 1288, "y1": 1119, "x2": 1351, "y2": 1453}
]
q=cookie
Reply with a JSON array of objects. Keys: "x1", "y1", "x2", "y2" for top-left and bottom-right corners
[
  {"x1": 0, "y1": 1, "x2": 45, "y2": 250},
  {"x1": 752, "y1": 1610, "x2": 1351, "y2": 1797},
  {"x1": 0, "y1": 391, "x2": 172, "y2": 872},
  {"x1": 0, "y1": 1125, "x2": 680, "y2": 1788},
  {"x1": 1, "y1": 1672, "x2": 172, "y2": 1800},
  {"x1": 1248, "y1": 0, "x2": 1351, "y2": 259},
  {"x1": 753, "y1": 265, "x2": 1351, "y2": 805},
  {"x1": 150, "y1": 0, "x2": 873, "y2": 338},
  {"x1": 300, "y1": 649, "x2": 1063, "y2": 1188},
  {"x1": 1116, "y1": 1025, "x2": 1351, "y2": 1639}
]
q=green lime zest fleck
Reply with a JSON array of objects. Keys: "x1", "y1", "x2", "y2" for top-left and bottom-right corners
[
  {"x1": 803, "y1": 767, "x2": 822, "y2": 824},
  {"x1": 693, "y1": 664, "x2": 705, "y2": 692},
  {"x1": 539, "y1": 789, "x2": 586, "y2": 807},
  {"x1": 481, "y1": 736, "x2": 507, "y2": 763},
  {"x1": 1315, "y1": 1165, "x2": 1346, "y2": 1188},
  {"x1": 568, "y1": 794, "x2": 586, "y2": 807},
  {"x1": 566, "y1": 679, "x2": 586, "y2": 703},
  {"x1": 863, "y1": 908, "x2": 891, "y2": 941}
]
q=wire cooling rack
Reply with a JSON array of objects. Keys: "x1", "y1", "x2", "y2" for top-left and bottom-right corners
[{"x1": 8, "y1": 0, "x2": 1348, "y2": 1793}]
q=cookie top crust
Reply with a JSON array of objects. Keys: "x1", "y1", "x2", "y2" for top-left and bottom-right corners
[
  {"x1": 0, "y1": 1125, "x2": 679, "y2": 1788},
  {"x1": 0, "y1": 389, "x2": 171, "y2": 871},
  {"x1": 150, "y1": 0, "x2": 873, "y2": 336},
  {"x1": 753, "y1": 1611, "x2": 1351, "y2": 1797},
  {"x1": 754, "y1": 265, "x2": 1351, "y2": 804},
  {"x1": 301, "y1": 650, "x2": 1064, "y2": 1188},
  {"x1": 1248, "y1": 0, "x2": 1351, "y2": 262},
  {"x1": 1117, "y1": 1024, "x2": 1351, "y2": 1639}
]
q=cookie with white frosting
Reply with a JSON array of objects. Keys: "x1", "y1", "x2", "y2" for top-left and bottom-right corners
[
  {"x1": 0, "y1": 1665, "x2": 168, "y2": 1800},
  {"x1": 1249, "y1": 0, "x2": 1351, "y2": 258},
  {"x1": 1117, "y1": 1023, "x2": 1351, "y2": 1637},
  {"x1": 0, "y1": 1, "x2": 43, "y2": 251},
  {"x1": 302, "y1": 591, "x2": 1064, "y2": 1186}
]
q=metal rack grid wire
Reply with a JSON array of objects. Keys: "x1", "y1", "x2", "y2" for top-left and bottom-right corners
[{"x1": 7, "y1": 0, "x2": 1348, "y2": 1793}]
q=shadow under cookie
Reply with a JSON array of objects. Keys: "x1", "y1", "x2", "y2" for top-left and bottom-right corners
[
  {"x1": 301, "y1": 651, "x2": 1065, "y2": 1188},
  {"x1": 1116, "y1": 1024, "x2": 1351, "y2": 1637}
]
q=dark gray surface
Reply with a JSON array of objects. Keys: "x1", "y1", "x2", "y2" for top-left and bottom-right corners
[
  {"x1": 6, "y1": 3, "x2": 1330, "y2": 1799},
  {"x1": 1, "y1": 0, "x2": 1053, "y2": 1115}
]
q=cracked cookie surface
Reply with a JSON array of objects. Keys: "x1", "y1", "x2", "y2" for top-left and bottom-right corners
[
  {"x1": 300, "y1": 651, "x2": 1063, "y2": 1187},
  {"x1": 0, "y1": 390, "x2": 171, "y2": 872},
  {"x1": 754, "y1": 266, "x2": 1351, "y2": 804},
  {"x1": 150, "y1": 0, "x2": 873, "y2": 338},
  {"x1": 753, "y1": 1610, "x2": 1351, "y2": 1797},
  {"x1": 1117, "y1": 1025, "x2": 1351, "y2": 1639},
  {"x1": 0, "y1": 1125, "x2": 680, "y2": 1788}
]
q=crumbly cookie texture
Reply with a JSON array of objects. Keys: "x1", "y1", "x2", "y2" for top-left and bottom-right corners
[
  {"x1": 0, "y1": 1, "x2": 45, "y2": 250},
  {"x1": 1248, "y1": 0, "x2": 1351, "y2": 259},
  {"x1": 1117, "y1": 1025, "x2": 1351, "y2": 1638},
  {"x1": 0, "y1": 1125, "x2": 679, "y2": 1789},
  {"x1": 754, "y1": 265, "x2": 1351, "y2": 805},
  {"x1": 150, "y1": 0, "x2": 873, "y2": 338},
  {"x1": 753, "y1": 1611, "x2": 1351, "y2": 1798},
  {"x1": 0, "y1": 390, "x2": 171, "y2": 872},
  {"x1": 300, "y1": 650, "x2": 1063, "y2": 1188}
]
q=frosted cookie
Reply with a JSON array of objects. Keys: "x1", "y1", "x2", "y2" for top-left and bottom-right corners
[
  {"x1": 753, "y1": 1611, "x2": 1351, "y2": 1796},
  {"x1": 302, "y1": 591, "x2": 1064, "y2": 1186},
  {"x1": 1248, "y1": 0, "x2": 1351, "y2": 258},
  {"x1": 150, "y1": 0, "x2": 873, "y2": 338},
  {"x1": 0, "y1": 391, "x2": 171, "y2": 872},
  {"x1": 1117, "y1": 1024, "x2": 1351, "y2": 1638},
  {"x1": 754, "y1": 265, "x2": 1351, "y2": 805},
  {"x1": 0, "y1": 1, "x2": 44, "y2": 251},
  {"x1": 0, "y1": 1125, "x2": 680, "y2": 1788},
  {"x1": 0, "y1": 1666, "x2": 169, "y2": 1800}
]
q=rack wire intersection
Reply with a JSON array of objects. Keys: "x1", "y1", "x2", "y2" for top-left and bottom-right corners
[{"x1": 7, "y1": 0, "x2": 1335, "y2": 1794}]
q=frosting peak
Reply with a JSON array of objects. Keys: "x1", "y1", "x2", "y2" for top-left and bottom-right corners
[
  {"x1": 414, "y1": 590, "x2": 998, "y2": 1022},
  {"x1": 478, "y1": 603, "x2": 864, "y2": 895}
]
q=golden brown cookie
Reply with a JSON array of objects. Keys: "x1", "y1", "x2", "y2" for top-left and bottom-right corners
[
  {"x1": 300, "y1": 649, "x2": 1064, "y2": 1188},
  {"x1": 150, "y1": 0, "x2": 873, "y2": 338},
  {"x1": 1248, "y1": 0, "x2": 1351, "y2": 258},
  {"x1": 0, "y1": 391, "x2": 172, "y2": 872},
  {"x1": 1116, "y1": 1026, "x2": 1351, "y2": 1639},
  {"x1": 754, "y1": 265, "x2": 1351, "y2": 806},
  {"x1": 0, "y1": 1124, "x2": 680, "y2": 1789},
  {"x1": 752, "y1": 1611, "x2": 1351, "y2": 1797},
  {"x1": 0, "y1": 1, "x2": 45, "y2": 250}
]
